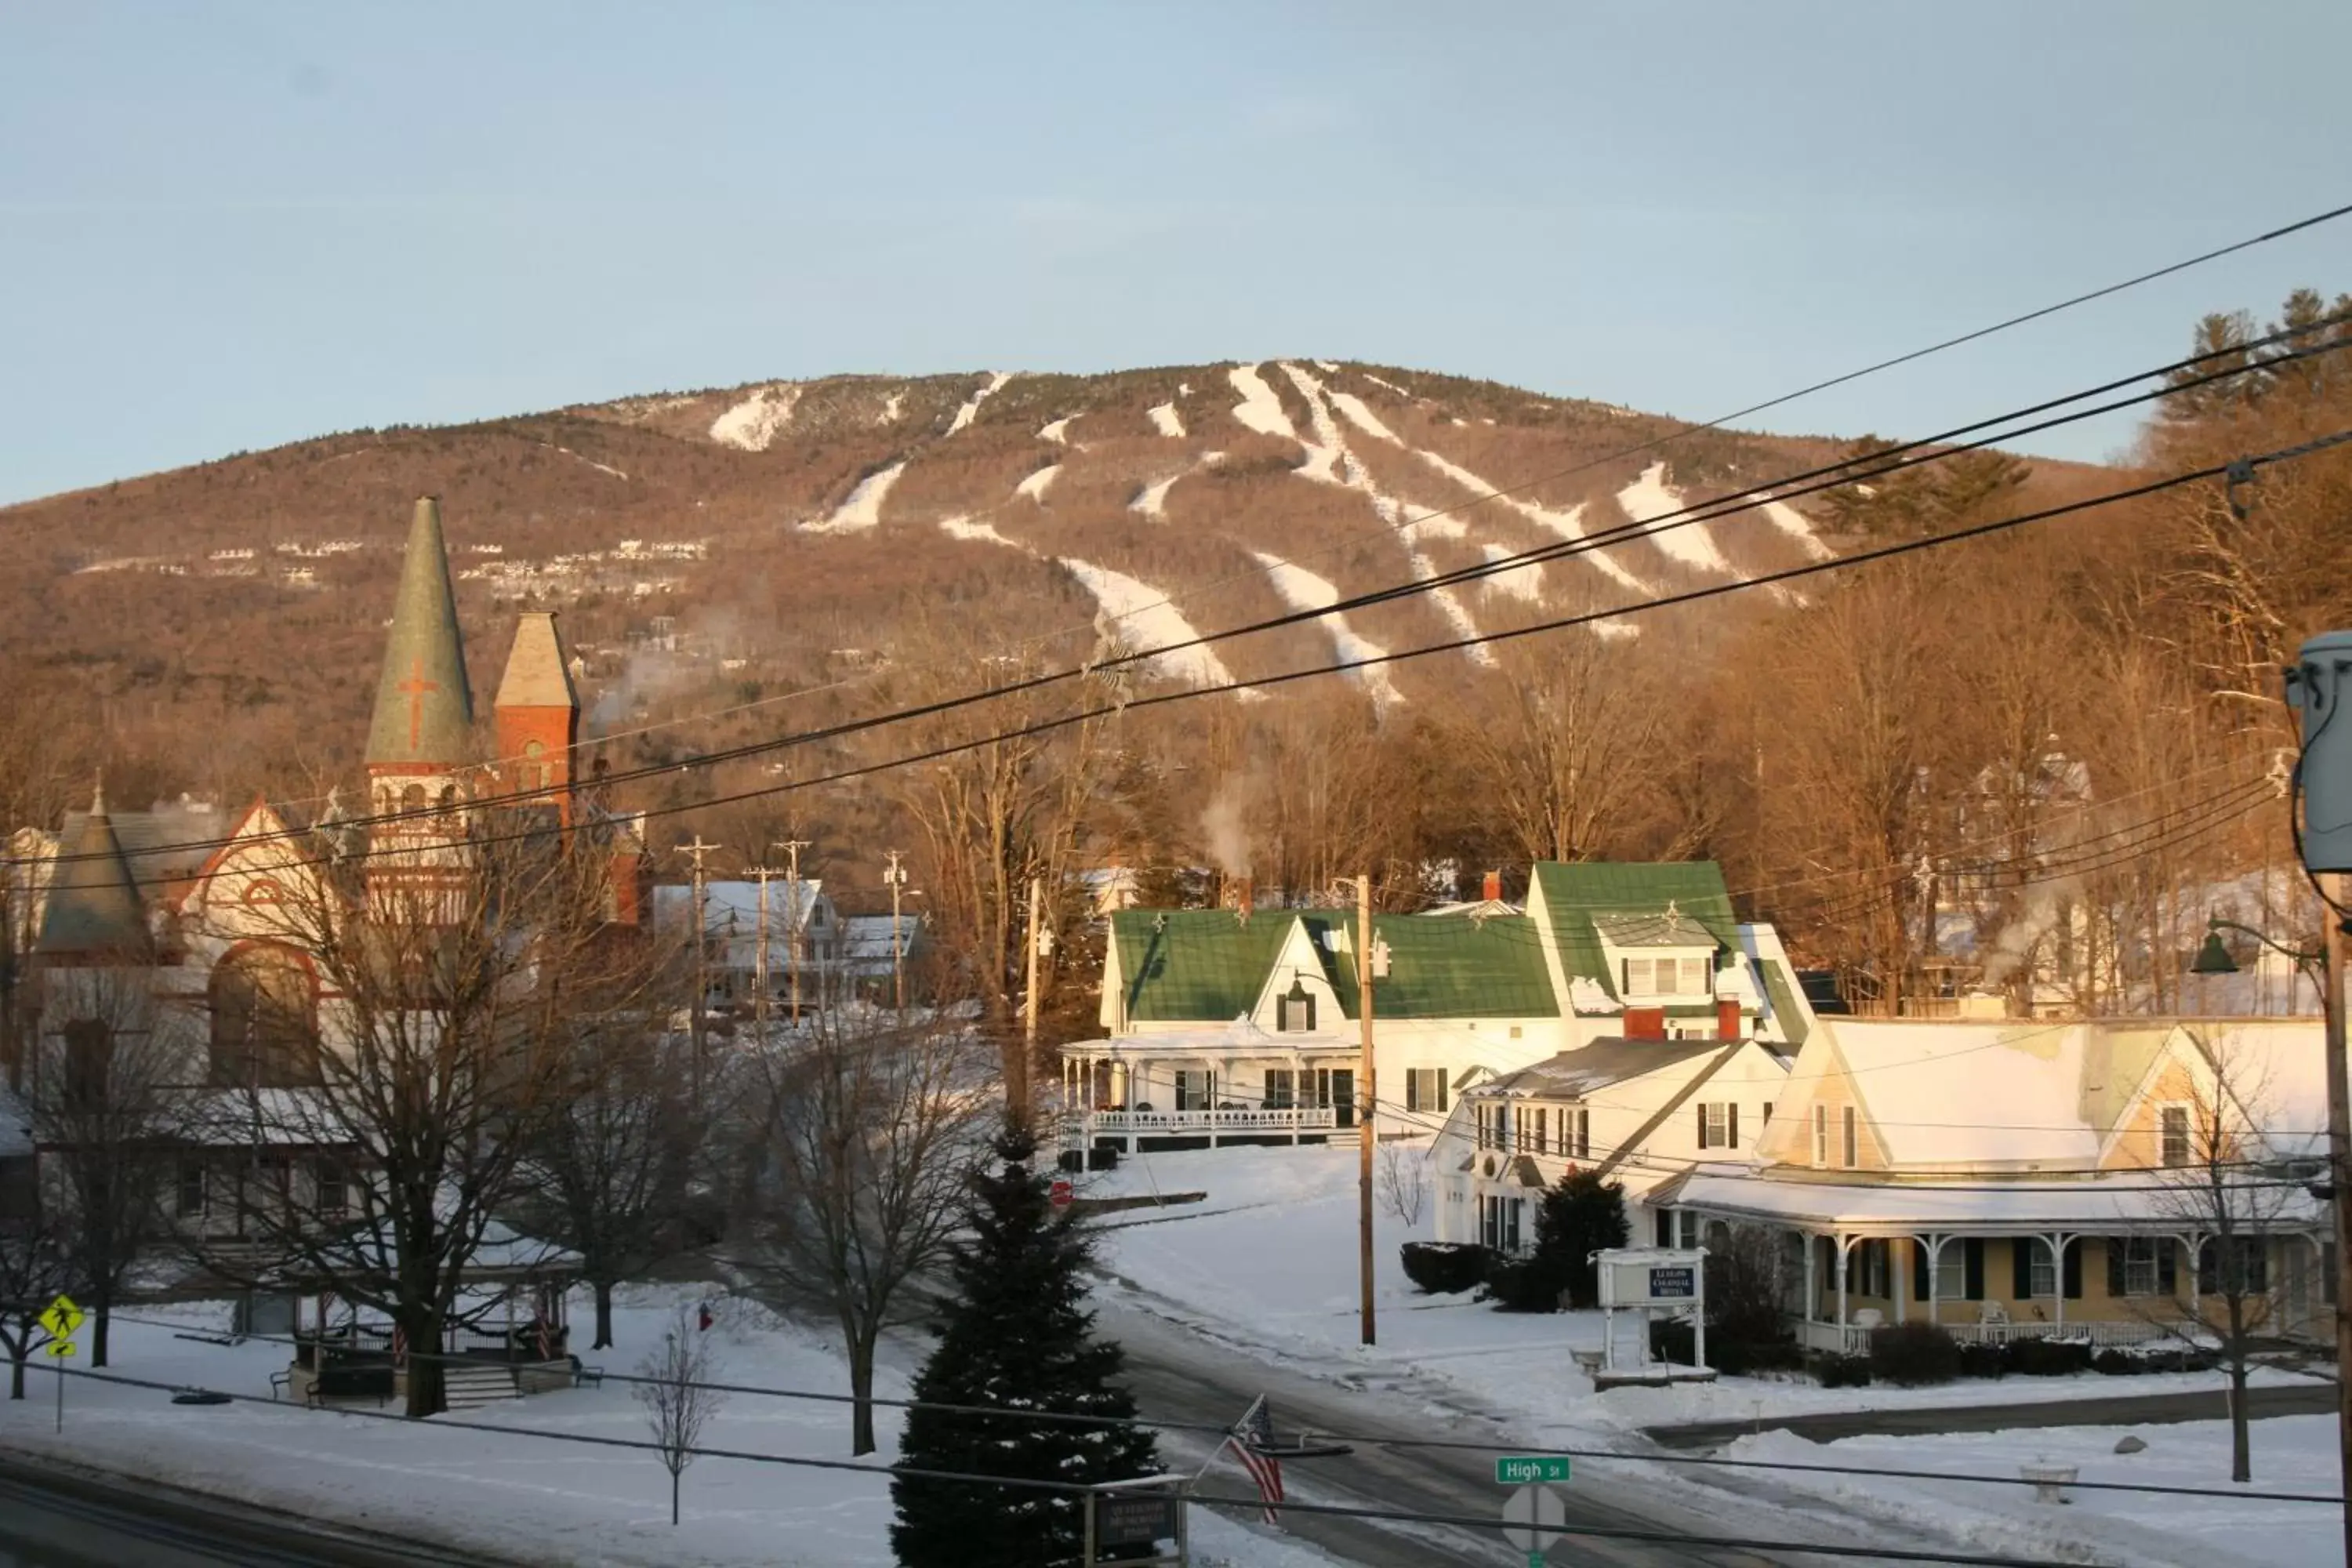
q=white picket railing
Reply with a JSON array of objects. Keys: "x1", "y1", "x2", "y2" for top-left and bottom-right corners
[
  {"x1": 1792, "y1": 1316, "x2": 2172, "y2": 1355},
  {"x1": 1081, "y1": 1106, "x2": 1341, "y2": 1134}
]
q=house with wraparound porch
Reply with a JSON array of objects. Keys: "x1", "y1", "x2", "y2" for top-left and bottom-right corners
[{"x1": 1651, "y1": 1017, "x2": 2332, "y2": 1352}]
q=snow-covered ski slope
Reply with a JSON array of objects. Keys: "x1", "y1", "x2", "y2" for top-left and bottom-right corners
[{"x1": 1252, "y1": 552, "x2": 1404, "y2": 708}]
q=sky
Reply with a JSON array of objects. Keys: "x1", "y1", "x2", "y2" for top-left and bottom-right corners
[{"x1": 4, "y1": 2, "x2": 2349, "y2": 506}]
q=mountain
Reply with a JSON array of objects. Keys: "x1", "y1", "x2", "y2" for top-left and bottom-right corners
[{"x1": 0, "y1": 360, "x2": 2089, "y2": 800}]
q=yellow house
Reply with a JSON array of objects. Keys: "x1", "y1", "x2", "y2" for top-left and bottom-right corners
[{"x1": 1653, "y1": 1017, "x2": 2332, "y2": 1352}]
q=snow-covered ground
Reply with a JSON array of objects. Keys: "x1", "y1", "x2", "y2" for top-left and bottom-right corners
[
  {"x1": 939, "y1": 514, "x2": 1020, "y2": 548},
  {"x1": 1058, "y1": 558, "x2": 1249, "y2": 695},
  {"x1": 802, "y1": 460, "x2": 906, "y2": 534},
  {"x1": 1147, "y1": 401, "x2": 1185, "y2": 438},
  {"x1": 1083, "y1": 1144, "x2": 2332, "y2": 1567},
  {"x1": 1478, "y1": 541, "x2": 1544, "y2": 604},
  {"x1": 1250, "y1": 552, "x2": 1404, "y2": 707},
  {"x1": 1616, "y1": 461, "x2": 1737, "y2": 577},
  {"x1": 1725, "y1": 1417, "x2": 2343, "y2": 1568},
  {"x1": 1760, "y1": 496, "x2": 1835, "y2": 561},
  {"x1": 1015, "y1": 462, "x2": 1062, "y2": 502},
  {"x1": 946, "y1": 371, "x2": 1014, "y2": 434},
  {"x1": 709, "y1": 384, "x2": 800, "y2": 451},
  {"x1": 1228, "y1": 363, "x2": 1296, "y2": 439},
  {"x1": 1038, "y1": 416, "x2": 1073, "y2": 445},
  {"x1": 1131, "y1": 469, "x2": 1186, "y2": 518},
  {"x1": 0, "y1": 1287, "x2": 1340, "y2": 1568}
]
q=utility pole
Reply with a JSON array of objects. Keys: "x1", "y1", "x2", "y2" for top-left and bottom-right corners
[
  {"x1": 2322, "y1": 870, "x2": 2350, "y2": 1565},
  {"x1": 776, "y1": 839, "x2": 811, "y2": 1024},
  {"x1": 884, "y1": 851, "x2": 909, "y2": 1015},
  {"x1": 1020, "y1": 873, "x2": 1047, "y2": 1129},
  {"x1": 1357, "y1": 872, "x2": 1377, "y2": 1348},
  {"x1": 678, "y1": 836, "x2": 722, "y2": 1106},
  {"x1": 744, "y1": 858, "x2": 785, "y2": 1046}
]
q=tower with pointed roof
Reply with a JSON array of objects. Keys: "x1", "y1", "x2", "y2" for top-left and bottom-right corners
[
  {"x1": 364, "y1": 497, "x2": 477, "y2": 918},
  {"x1": 494, "y1": 611, "x2": 579, "y2": 827},
  {"x1": 36, "y1": 781, "x2": 154, "y2": 966}
]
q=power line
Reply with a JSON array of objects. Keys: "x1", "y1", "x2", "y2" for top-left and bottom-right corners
[{"x1": 34, "y1": 319, "x2": 2348, "y2": 880}]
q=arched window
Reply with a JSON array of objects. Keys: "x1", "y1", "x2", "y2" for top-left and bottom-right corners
[
  {"x1": 61, "y1": 1018, "x2": 112, "y2": 1111},
  {"x1": 209, "y1": 946, "x2": 320, "y2": 1087},
  {"x1": 522, "y1": 739, "x2": 546, "y2": 792}
]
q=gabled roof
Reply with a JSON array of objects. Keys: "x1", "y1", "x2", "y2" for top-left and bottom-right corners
[
  {"x1": 366, "y1": 496, "x2": 476, "y2": 767},
  {"x1": 37, "y1": 787, "x2": 154, "y2": 960},
  {"x1": 1532, "y1": 862, "x2": 1739, "y2": 998},
  {"x1": 1758, "y1": 960, "x2": 1813, "y2": 1048},
  {"x1": 1305, "y1": 912, "x2": 1560, "y2": 1020},
  {"x1": 1109, "y1": 908, "x2": 1293, "y2": 1023}
]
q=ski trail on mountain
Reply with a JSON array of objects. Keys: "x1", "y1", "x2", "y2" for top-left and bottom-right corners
[
  {"x1": 1038, "y1": 416, "x2": 1073, "y2": 445},
  {"x1": 1279, "y1": 363, "x2": 1494, "y2": 667},
  {"x1": 1228, "y1": 365, "x2": 1296, "y2": 439},
  {"x1": 1478, "y1": 543, "x2": 1544, "y2": 604},
  {"x1": 802, "y1": 461, "x2": 905, "y2": 533},
  {"x1": 939, "y1": 514, "x2": 1020, "y2": 548},
  {"x1": 1147, "y1": 402, "x2": 1185, "y2": 438},
  {"x1": 710, "y1": 384, "x2": 800, "y2": 451},
  {"x1": 1016, "y1": 463, "x2": 1062, "y2": 502},
  {"x1": 1761, "y1": 498, "x2": 1835, "y2": 561},
  {"x1": 947, "y1": 371, "x2": 1014, "y2": 434},
  {"x1": 1324, "y1": 390, "x2": 1650, "y2": 596},
  {"x1": 1060, "y1": 558, "x2": 1253, "y2": 696},
  {"x1": 1251, "y1": 552, "x2": 1405, "y2": 708},
  {"x1": 1617, "y1": 461, "x2": 1738, "y2": 577}
]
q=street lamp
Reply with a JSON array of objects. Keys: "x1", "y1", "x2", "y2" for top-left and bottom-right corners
[{"x1": 2190, "y1": 916, "x2": 2325, "y2": 1004}]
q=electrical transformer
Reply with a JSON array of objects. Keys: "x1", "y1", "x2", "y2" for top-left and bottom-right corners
[{"x1": 2287, "y1": 630, "x2": 2352, "y2": 873}]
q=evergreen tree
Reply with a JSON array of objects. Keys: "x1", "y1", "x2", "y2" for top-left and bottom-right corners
[
  {"x1": 1507, "y1": 1168, "x2": 1628, "y2": 1311},
  {"x1": 891, "y1": 1125, "x2": 1160, "y2": 1568}
]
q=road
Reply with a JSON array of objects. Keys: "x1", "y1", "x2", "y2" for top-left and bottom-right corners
[
  {"x1": 1645, "y1": 1379, "x2": 2339, "y2": 1449},
  {"x1": 1102, "y1": 1300, "x2": 1826, "y2": 1568},
  {"x1": 0, "y1": 1456, "x2": 512, "y2": 1568}
]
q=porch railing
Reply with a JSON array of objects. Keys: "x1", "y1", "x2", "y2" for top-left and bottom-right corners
[
  {"x1": 1079, "y1": 1107, "x2": 1340, "y2": 1135},
  {"x1": 1791, "y1": 1316, "x2": 2172, "y2": 1356}
]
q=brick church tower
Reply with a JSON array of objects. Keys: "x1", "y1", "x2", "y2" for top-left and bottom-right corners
[
  {"x1": 364, "y1": 496, "x2": 476, "y2": 919},
  {"x1": 493, "y1": 612, "x2": 579, "y2": 826}
]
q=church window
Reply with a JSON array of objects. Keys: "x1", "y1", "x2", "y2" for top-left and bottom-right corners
[
  {"x1": 400, "y1": 784, "x2": 426, "y2": 811},
  {"x1": 209, "y1": 946, "x2": 320, "y2": 1087},
  {"x1": 61, "y1": 1019, "x2": 112, "y2": 1111}
]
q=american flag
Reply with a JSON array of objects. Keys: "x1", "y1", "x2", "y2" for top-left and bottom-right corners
[{"x1": 1227, "y1": 1396, "x2": 1284, "y2": 1523}]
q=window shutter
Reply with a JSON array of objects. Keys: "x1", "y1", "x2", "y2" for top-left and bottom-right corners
[
  {"x1": 1965, "y1": 1238, "x2": 1984, "y2": 1301},
  {"x1": 2105, "y1": 1239, "x2": 2125, "y2": 1299},
  {"x1": 1437, "y1": 1073, "x2": 1450, "y2": 1113},
  {"x1": 2158, "y1": 1241, "x2": 2176, "y2": 1295},
  {"x1": 2063, "y1": 1239, "x2": 2082, "y2": 1300},
  {"x1": 1728, "y1": 1104, "x2": 1740, "y2": 1149},
  {"x1": 2012, "y1": 1238, "x2": 2034, "y2": 1299},
  {"x1": 1405, "y1": 1072, "x2": 1421, "y2": 1113},
  {"x1": 1696, "y1": 1104, "x2": 1708, "y2": 1149},
  {"x1": 1911, "y1": 1240, "x2": 1929, "y2": 1302}
]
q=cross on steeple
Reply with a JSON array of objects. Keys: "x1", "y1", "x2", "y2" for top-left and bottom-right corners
[{"x1": 397, "y1": 656, "x2": 440, "y2": 751}]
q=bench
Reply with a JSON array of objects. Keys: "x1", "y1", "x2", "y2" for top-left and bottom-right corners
[
  {"x1": 573, "y1": 1362, "x2": 604, "y2": 1389},
  {"x1": 307, "y1": 1360, "x2": 395, "y2": 1407}
]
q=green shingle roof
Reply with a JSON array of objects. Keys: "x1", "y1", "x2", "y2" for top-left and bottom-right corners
[
  {"x1": 38, "y1": 788, "x2": 154, "y2": 960},
  {"x1": 1533, "y1": 861, "x2": 1739, "y2": 999},
  {"x1": 367, "y1": 496, "x2": 476, "y2": 767},
  {"x1": 1109, "y1": 909, "x2": 1292, "y2": 1022},
  {"x1": 1312, "y1": 913, "x2": 1561, "y2": 1019}
]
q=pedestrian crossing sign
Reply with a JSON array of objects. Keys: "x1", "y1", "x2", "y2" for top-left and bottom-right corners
[
  {"x1": 38, "y1": 1294, "x2": 84, "y2": 1342},
  {"x1": 44, "y1": 1341, "x2": 74, "y2": 1358}
]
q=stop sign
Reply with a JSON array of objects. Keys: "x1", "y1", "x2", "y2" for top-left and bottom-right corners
[{"x1": 1049, "y1": 1178, "x2": 1074, "y2": 1210}]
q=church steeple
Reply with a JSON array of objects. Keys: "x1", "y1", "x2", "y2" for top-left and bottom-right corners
[
  {"x1": 366, "y1": 496, "x2": 474, "y2": 769},
  {"x1": 495, "y1": 612, "x2": 580, "y2": 823},
  {"x1": 38, "y1": 779, "x2": 153, "y2": 963}
]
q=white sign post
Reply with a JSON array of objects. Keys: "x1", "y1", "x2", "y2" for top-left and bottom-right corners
[
  {"x1": 1501, "y1": 1483, "x2": 1565, "y2": 1566},
  {"x1": 1592, "y1": 1247, "x2": 1708, "y2": 1377}
]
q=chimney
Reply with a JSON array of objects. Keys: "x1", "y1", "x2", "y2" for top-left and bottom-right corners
[
  {"x1": 1624, "y1": 1007, "x2": 1666, "y2": 1041},
  {"x1": 1481, "y1": 869, "x2": 1503, "y2": 903},
  {"x1": 1718, "y1": 998, "x2": 1743, "y2": 1041}
]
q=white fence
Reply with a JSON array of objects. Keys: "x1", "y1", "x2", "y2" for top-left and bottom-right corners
[
  {"x1": 1793, "y1": 1316, "x2": 2172, "y2": 1356},
  {"x1": 1080, "y1": 1107, "x2": 1341, "y2": 1135}
]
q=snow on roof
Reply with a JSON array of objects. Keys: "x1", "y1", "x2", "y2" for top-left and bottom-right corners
[
  {"x1": 2195, "y1": 1018, "x2": 2332, "y2": 1160},
  {"x1": 652, "y1": 880, "x2": 829, "y2": 932},
  {"x1": 1825, "y1": 1020, "x2": 2104, "y2": 1167},
  {"x1": 1671, "y1": 1168, "x2": 2325, "y2": 1232},
  {"x1": 1475, "y1": 1036, "x2": 1732, "y2": 1098}
]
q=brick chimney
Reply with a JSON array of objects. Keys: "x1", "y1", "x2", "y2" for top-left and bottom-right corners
[
  {"x1": 1481, "y1": 869, "x2": 1503, "y2": 902},
  {"x1": 1718, "y1": 999, "x2": 1743, "y2": 1040}
]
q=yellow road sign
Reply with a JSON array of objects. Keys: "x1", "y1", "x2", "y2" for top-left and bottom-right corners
[
  {"x1": 44, "y1": 1341, "x2": 74, "y2": 1358},
  {"x1": 38, "y1": 1294, "x2": 85, "y2": 1341}
]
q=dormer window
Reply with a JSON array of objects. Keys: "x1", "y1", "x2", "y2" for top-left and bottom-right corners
[
  {"x1": 1279, "y1": 975, "x2": 1316, "y2": 1032},
  {"x1": 1622, "y1": 956, "x2": 1710, "y2": 996}
]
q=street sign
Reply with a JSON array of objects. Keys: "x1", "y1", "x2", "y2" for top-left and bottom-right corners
[
  {"x1": 44, "y1": 1341, "x2": 74, "y2": 1358},
  {"x1": 1049, "y1": 1178, "x2": 1075, "y2": 1210},
  {"x1": 1494, "y1": 1455, "x2": 1573, "y2": 1486},
  {"x1": 1501, "y1": 1483, "x2": 1566, "y2": 1558},
  {"x1": 38, "y1": 1294, "x2": 85, "y2": 1341}
]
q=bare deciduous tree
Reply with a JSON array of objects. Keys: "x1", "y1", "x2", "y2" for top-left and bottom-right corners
[
  {"x1": 635, "y1": 1304, "x2": 725, "y2": 1526},
  {"x1": 726, "y1": 1008, "x2": 992, "y2": 1454},
  {"x1": 1448, "y1": 633, "x2": 1664, "y2": 867},
  {"x1": 1376, "y1": 1140, "x2": 1426, "y2": 1229},
  {"x1": 0, "y1": 1202, "x2": 74, "y2": 1401}
]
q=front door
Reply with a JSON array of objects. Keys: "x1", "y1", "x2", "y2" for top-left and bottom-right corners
[{"x1": 1312, "y1": 1067, "x2": 1356, "y2": 1128}]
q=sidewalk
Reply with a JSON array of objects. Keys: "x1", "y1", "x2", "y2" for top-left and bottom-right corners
[{"x1": 1644, "y1": 1380, "x2": 2338, "y2": 1448}]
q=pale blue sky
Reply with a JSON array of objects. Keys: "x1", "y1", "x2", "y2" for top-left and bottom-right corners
[{"x1": 5, "y1": 2, "x2": 2348, "y2": 505}]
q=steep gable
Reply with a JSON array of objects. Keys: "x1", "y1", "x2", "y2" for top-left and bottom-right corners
[
  {"x1": 1107, "y1": 908, "x2": 1292, "y2": 1023},
  {"x1": 1530, "y1": 861, "x2": 1739, "y2": 1000}
]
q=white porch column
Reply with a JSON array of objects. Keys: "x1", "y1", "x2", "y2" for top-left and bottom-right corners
[
  {"x1": 2044, "y1": 1232, "x2": 2071, "y2": 1331},
  {"x1": 1835, "y1": 1234, "x2": 1857, "y2": 1327},
  {"x1": 1922, "y1": 1233, "x2": 1950, "y2": 1327},
  {"x1": 1894, "y1": 1236, "x2": 1909, "y2": 1325},
  {"x1": 2180, "y1": 1231, "x2": 2205, "y2": 1333},
  {"x1": 1802, "y1": 1232, "x2": 1820, "y2": 1326}
]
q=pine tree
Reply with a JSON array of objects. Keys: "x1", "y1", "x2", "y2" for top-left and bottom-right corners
[{"x1": 891, "y1": 1125, "x2": 1160, "y2": 1568}]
